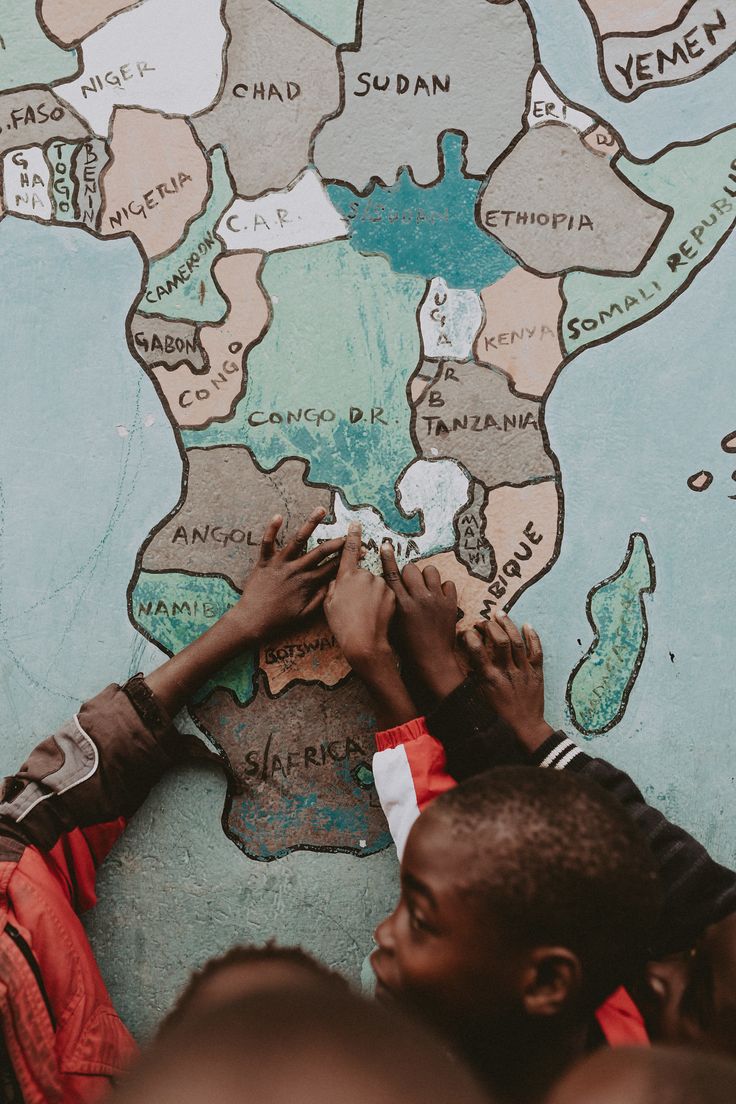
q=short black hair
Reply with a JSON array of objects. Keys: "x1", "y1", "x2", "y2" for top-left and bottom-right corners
[
  {"x1": 160, "y1": 942, "x2": 347, "y2": 1036},
  {"x1": 118, "y1": 979, "x2": 490, "y2": 1104},
  {"x1": 429, "y1": 766, "x2": 662, "y2": 1007}
]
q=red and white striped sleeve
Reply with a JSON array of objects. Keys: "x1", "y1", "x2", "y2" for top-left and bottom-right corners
[{"x1": 372, "y1": 717, "x2": 456, "y2": 858}]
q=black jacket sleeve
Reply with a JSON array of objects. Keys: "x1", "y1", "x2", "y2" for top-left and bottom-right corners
[{"x1": 426, "y1": 676, "x2": 736, "y2": 956}]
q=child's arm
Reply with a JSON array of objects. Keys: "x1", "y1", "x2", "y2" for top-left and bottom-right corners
[
  {"x1": 399, "y1": 590, "x2": 736, "y2": 958},
  {"x1": 460, "y1": 616, "x2": 736, "y2": 955},
  {"x1": 324, "y1": 527, "x2": 455, "y2": 857},
  {"x1": 0, "y1": 510, "x2": 343, "y2": 907}
]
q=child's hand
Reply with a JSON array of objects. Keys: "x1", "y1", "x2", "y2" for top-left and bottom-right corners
[
  {"x1": 379, "y1": 543, "x2": 465, "y2": 701},
  {"x1": 461, "y1": 613, "x2": 554, "y2": 752},
  {"x1": 324, "y1": 522, "x2": 396, "y2": 676},
  {"x1": 228, "y1": 509, "x2": 345, "y2": 645},
  {"x1": 144, "y1": 509, "x2": 345, "y2": 717}
]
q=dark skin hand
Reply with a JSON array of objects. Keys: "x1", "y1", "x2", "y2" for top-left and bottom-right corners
[
  {"x1": 145, "y1": 508, "x2": 345, "y2": 717},
  {"x1": 379, "y1": 542, "x2": 465, "y2": 702},
  {"x1": 462, "y1": 612, "x2": 554, "y2": 753},
  {"x1": 324, "y1": 523, "x2": 418, "y2": 728}
]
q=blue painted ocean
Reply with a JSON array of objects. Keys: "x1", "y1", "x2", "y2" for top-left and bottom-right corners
[
  {"x1": 525, "y1": 0, "x2": 736, "y2": 158},
  {"x1": 514, "y1": 230, "x2": 736, "y2": 865},
  {"x1": 0, "y1": 217, "x2": 181, "y2": 746}
]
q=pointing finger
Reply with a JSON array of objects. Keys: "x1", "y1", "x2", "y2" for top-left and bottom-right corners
[
  {"x1": 285, "y1": 506, "x2": 327, "y2": 559},
  {"x1": 302, "y1": 584, "x2": 331, "y2": 619},
  {"x1": 337, "y1": 522, "x2": 362, "y2": 577},
  {"x1": 380, "y1": 540, "x2": 405, "y2": 594},
  {"x1": 260, "y1": 515, "x2": 282, "y2": 561},
  {"x1": 299, "y1": 535, "x2": 346, "y2": 569},
  {"x1": 523, "y1": 624, "x2": 544, "y2": 667},
  {"x1": 422, "y1": 565, "x2": 442, "y2": 594},
  {"x1": 441, "y1": 579, "x2": 458, "y2": 606},
  {"x1": 462, "y1": 627, "x2": 484, "y2": 654},
  {"x1": 309, "y1": 557, "x2": 342, "y2": 585}
]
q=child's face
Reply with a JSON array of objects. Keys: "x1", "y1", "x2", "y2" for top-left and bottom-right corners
[
  {"x1": 371, "y1": 808, "x2": 527, "y2": 1041},
  {"x1": 646, "y1": 912, "x2": 736, "y2": 1057}
]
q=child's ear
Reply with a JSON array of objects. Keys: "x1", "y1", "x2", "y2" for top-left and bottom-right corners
[{"x1": 520, "y1": 947, "x2": 582, "y2": 1016}]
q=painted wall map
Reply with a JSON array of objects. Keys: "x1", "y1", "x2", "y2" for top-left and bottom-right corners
[{"x1": 2, "y1": 0, "x2": 736, "y2": 1030}]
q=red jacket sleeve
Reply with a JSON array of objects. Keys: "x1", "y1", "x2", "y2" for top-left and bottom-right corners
[
  {"x1": 374, "y1": 718, "x2": 649, "y2": 1047},
  {"x1": 0, "y1": 676, "x2": 190, "y2": 912},
  {"x1": 373, "y1": 717, "x2": 456, "y2": 858}
]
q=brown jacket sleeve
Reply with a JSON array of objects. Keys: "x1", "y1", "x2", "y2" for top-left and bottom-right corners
[{"x1": 0, "y1": 676, "x2": 189, "y2": 856}]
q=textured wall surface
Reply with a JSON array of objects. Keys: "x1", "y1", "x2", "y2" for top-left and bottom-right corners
[{"x1": 1, "y1": 0, "x2": 735, "y2": 1040}]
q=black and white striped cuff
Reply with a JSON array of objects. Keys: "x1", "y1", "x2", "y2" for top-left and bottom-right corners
[{"x1": 530, "y1": 733, "x2": 587, "y2": 772}]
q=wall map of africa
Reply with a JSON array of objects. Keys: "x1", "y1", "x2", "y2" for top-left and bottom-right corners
[{"x1": 2, "y1": 0, "x2": 736, "y2": 872}]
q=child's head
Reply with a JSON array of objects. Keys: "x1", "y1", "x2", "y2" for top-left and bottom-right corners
[
  {"x1": 160, "y1": 943, "x2": 347, "y2": 1035},
  {"x1": 547, "y1": 1045, "x2": 736, "y2": 1104},
  {"x1": 643, "y1": 911, "x2": 736, "y2": 1058},
  {"x1": 373, "y1": 767, "x2": 661, "y2": 1054},
  {"x1": 116, "y1": 979, "x2": 490, "y2": 1104}
]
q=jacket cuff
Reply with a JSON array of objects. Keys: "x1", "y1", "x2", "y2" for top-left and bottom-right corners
[
  {"x1": 529, "y1": 732, "x2": 590, "y2": 771},
  {"x1": 122, "y1": 673, "x2": 174, "y2": 737},
  {"x1": 375, "y1": 717, "x2": 429, "y2": 752},
  {"x1": 426, "y1": 676, "x2": 528, "y2": 772},
  {"x1": 427, "y1": 676, "x2": 495, "y2": 741}
]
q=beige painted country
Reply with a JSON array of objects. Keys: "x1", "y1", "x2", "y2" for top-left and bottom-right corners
[
  {"x1": 41, "y1": 0, "x2": 139, "y2": 45},
  {"x1": 154, "y1": 253, "x2": 269, "y2": 428},
  {"x1": 476, "y1": 267, "x2": 564, "y2": 398},
  {"x1": 101, "y1": 108, "x2": 209, "y2": 257}
]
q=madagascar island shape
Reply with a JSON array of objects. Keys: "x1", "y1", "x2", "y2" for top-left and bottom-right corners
[
  {"x1": 567, "y1": 533, "x2": 656, "y2": 736},
  {"x1": 182, "y1": 239, "x2": 425, "y2": 533}
]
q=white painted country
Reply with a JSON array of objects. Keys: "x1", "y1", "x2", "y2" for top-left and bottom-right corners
[
  {"x1": 3, "y1": 147, "x2": 52, "y2": 221},
  {"x1": 526, "y1": 68, "x2": 595, "y2": 133},
  {"x1": 312, "y1": 458, "x2": 471, "y2": 571},
  {"x1": 420, "y1": 278, "x2": 483, "y2": 361},
  {"x1": 217, "y1": 170, "x2": 349, "y2": 253},
  {"x1": 54, "y1": 0, "x2": 226, "y2": 137}
]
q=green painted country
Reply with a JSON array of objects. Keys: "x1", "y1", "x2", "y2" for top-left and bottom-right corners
[
  {"x1": 138, "y1": 147, "x2": 233, "y2": 324},
  {"x1": 0, "y1": 1, "x2": 77, "y2": 92},
  {"x1": 183, "y1": 239, "x2": 425, "y2": 533},
  {"x1": 270, "y1": 0, "x2": 358, "y2": 43},
  {"x1": 132, "y1": 569, "x2": 257, "y2": 705},
  {"x1": 563, "y1": 126, "x2": 736, "y2": 355}
]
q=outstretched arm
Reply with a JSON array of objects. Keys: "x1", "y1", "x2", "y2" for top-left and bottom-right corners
[
  {"x1": 324, "y1": 529, "x2": 455, "y2": 856},
  {"x1": 0, "y1": 510, "x2": 344, "y2": 901},
  {"x1": 324, "y1": 524, "x2": 417, "y2": 728},
  {"x1": 145, "y1": 509, "x2": 343, "y2": 715},
  {"x1": 441, "y1": 609, "x2": 736, "y2": 957}
]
